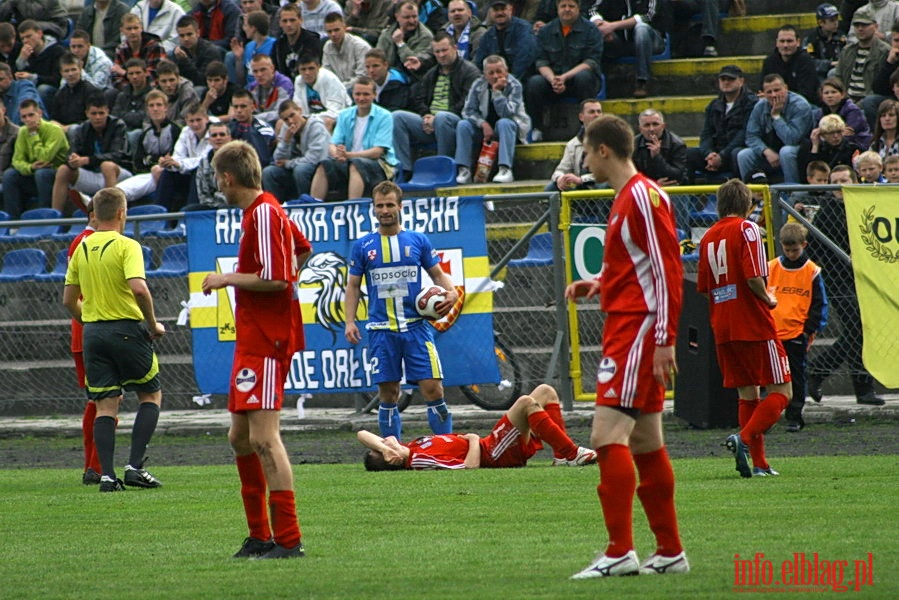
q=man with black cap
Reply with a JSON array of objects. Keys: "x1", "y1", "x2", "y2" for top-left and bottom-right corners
[
  {"x1": 473, "y1": 1, "x2": 537, "y2": 82},
  {"x1": 687, "y1": 64, "x2": 759, "y2": 182},
  {"x1": 803, "y1": 3, "x2": 847, "y2": 81},
  {"x1": 835, "y1": 5, "x2": 891, "y2": 103}
]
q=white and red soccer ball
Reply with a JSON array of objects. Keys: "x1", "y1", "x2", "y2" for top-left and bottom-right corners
[{"x1": 415, "y1": 286, "x2": 447, "y2": 319}]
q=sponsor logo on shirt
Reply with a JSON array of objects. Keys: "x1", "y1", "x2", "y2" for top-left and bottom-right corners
[
  {"x1": 235, "y1": 367, "x2": 257, "y2": 393},
  {"x1": 597, "y1": 357, "x2": 617, "y2": 384},
  {"x1": 370, "y1": 266, "x2": 418, "y2": 285},
  {"x1": 712, "y1": 284, "x2": 738, "y2": 304}
]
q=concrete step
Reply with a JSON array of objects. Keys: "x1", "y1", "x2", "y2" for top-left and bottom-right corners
[
  {"x1": 720, "y1": 14, "x2": 818, "y2": 57},
  {"x1": 745, "y1": 0, "x2": 822, "y2": 14}
]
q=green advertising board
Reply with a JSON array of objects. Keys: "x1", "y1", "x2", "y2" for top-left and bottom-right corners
[{"x1": 569, "y1": 224, "x2": 606, "y2": 280}]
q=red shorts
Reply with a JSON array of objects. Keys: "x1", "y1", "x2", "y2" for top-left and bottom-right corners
[
  {"x1": 716, "y1": 339, "x2": 791, "y2": 388},
  {"x1": 595, "y1": 312, "x2": 665, "y2": 413},
  {"x1": 480, "y1": 415, "x2": 543, "y2": 468},
  {"x1": 228, "y1": 352, "x2": 290, "y2": 413},
  {"x1": 73, "y1": 352, "x2": 86, "y2": 389}
]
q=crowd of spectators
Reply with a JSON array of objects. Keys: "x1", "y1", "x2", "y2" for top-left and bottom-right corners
[{"x1": 1, "y1": 0, "x2": 899, "y2": 218}]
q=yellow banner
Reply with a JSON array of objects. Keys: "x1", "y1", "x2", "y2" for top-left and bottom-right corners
[{"x1": 843, "y1": 186, "x2": 899, "y2": 387}]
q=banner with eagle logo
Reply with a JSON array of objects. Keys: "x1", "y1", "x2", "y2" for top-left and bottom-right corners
[
  {"x1": 184, "y1": 197, "x2": 499, "y2": 394},
  {"x1": 843, "y1": 186, "x2": 899, "y2": 388}
]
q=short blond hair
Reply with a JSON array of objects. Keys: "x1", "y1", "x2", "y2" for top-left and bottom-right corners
[
  {"x1": 856, "y1": 150, "x2": 883, "y2": 168},
  {"x1": 92, "y1": 187, "x2": 126, "y2": 221},
  {"x1": 212, "y1": 140, "x2": 262, "y2": 189},
  {"x1": 818, "y1": 113, "x2": 845, "y2": 134}
]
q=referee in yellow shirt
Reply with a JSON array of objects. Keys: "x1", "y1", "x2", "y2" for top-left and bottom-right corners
[{"x1": 63, "y1": 188, "x2": 167, "y2": 492}]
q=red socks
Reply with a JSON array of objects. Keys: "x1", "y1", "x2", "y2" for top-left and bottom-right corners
[
  {"x1": 634, "y1": 447, "x2": 683, "y2": 557},
  {"x1": 527, "y1": 410, "x2": 577, "y2": 460},
  {"x1": 236, "y1": 454, "x2": 302, "y2": 548},
  {"x1": 82, "y1": 401, "x2": 100, "y2": 472},
  {"x1": 236, "y1": 453, "x2": 272, "y2": 542},
  {"x1": 740, "y1": 393, "x2": 789, "y2": 470},
  {"x1": 269, "y1": 490, "x2": 302, "y2": 549},
  {"x1": 540, "y1": 402, "x2": 570, "y2": 459},
  {"x1": 596, "y1": 444, "x2": 636, "y2": 557}
]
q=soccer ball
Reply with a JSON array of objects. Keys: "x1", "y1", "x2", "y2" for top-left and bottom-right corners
[{"x1": 415, "y1": 286, "x2": 447, "y2": 319}]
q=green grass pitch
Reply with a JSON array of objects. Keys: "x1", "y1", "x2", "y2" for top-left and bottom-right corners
[{"x1": 1, "y1": 456, "x2": 896, "y2": 599}]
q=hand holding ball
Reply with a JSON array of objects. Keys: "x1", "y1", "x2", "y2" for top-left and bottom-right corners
[{"x1": 415, "y1": 286, "x2": 448, "y2": 319}]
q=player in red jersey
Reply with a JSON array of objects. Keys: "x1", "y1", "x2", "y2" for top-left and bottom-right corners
[
  {"x1": 67, "y1": 202, "x2": 104, "y2": 485},
  {"x1": 201, "y1": 140, "x2": 312, "y2": 560},
  {"x1": 696, "y1": 179, "x2": 792, "y2": 479},
  {"x1": 565, "y1": 114, "x2": 688, "y2": 579},
  {"x1": 357, "y1": 384, "x2": 597, "y2": 470}
]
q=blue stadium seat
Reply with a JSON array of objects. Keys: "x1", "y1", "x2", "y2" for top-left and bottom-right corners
[
  {"x1": 508, "y1": 232, "x2": 554, "y2": 268},
  {"x1": 0, "y1": 208, "x2": 62, "y2": 242},
  {"x1": 147, "y1": 217, "x2": 186, "y2": 239},
  {"x1": 689, "y1": 194, "x2": 718, "y2": 226},
  {"x1": 141, "y1": 245, "x2": 154, "y2": 271},
  {"x1": 125, "y1": 204, "x2": 168, "y2": 238},
  {"x1": 34, "y1": 249, "x2": 69, "y2": 282},
  {"x1": 51, "y1": 209, "x2": 89, "y2": 242},
  {"x1": 0, "y1": 248, "x2": 48, "y2": 282},
  {"x1": 398, "y1": 156, "x2": 457, "y2": 192},
  {"x1": 146, "y1": 243, "x2": 188, "y2": 278},
  {"x1": 0, "y1": 210, "x2": 9, "y2": 236}
]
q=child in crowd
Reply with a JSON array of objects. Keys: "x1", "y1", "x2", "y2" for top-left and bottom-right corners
[
  {"x1": 768, "y1": 223, "x2": 829, "y2": 432},
  {"x1": 855, "y1": 150, "x2": 886, "y2": 183},
  {"x1": 803, "y1": 4, "x2": 846, "y2": 82},
  {"x1": 791, "y1": 161, "x2": 830, "y2": 222},
  {"x1": 883, "y1": 155, "x2": 899, "y2": 182}
]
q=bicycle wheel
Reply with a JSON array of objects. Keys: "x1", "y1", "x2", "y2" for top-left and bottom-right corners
[
  {"x1": 460, "y1": 339, "x2": 521, "y2": 411},
  {"x1": 358, "y1": 390, "x2": 414, "y2": 414}
]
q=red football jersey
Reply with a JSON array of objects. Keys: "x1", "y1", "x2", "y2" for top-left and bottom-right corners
[
  {"x1": 68, "y1": 227, "x2": 95, "y2": 353},
  {"x1": 697, "y1": 217, "x2": 776, "y2": 342},
  {"x1": 235, "y1": 192, "x2": 309, "y2": 358},
  {"x1": 406, "y1": 435, "x2": 470, "y2": 470},
  {"x1": 599, "y1": 173, "x2": 683, "y2": 346}
]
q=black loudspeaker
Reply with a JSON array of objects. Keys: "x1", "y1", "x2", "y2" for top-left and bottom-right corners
[{"x1": 674, "y1": 274, "x2": 739, "y2": 429}]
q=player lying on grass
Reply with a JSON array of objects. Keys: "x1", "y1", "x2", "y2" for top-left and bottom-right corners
[{"x1": 358, "y1": 384, "x2": 597, "y2": 470}]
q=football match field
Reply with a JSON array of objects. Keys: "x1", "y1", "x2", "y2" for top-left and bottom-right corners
[{"x1": 1, "y1": 455, "x2": 896, "y2": 599}]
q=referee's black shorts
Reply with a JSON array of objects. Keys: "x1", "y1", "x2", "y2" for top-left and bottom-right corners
[{"x1": 83, "y1": 320, "x2": 161, "y2": 400}]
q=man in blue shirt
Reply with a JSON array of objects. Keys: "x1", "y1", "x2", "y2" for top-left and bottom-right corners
[
  {"x1": 309, "y1": 77, "x2": 396, "y2": 200},
  {"x1": 737, "y1": 73, "x2": 813, "y2": 184},
  {"x1": 344, "y1": 180, "x2": 460, "y2": 439}
]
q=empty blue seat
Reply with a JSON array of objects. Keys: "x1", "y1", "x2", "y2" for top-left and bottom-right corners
[
  {"x1": 141, "y1": 245, "x2": 154, "y2": 271},
  {"x1": 398, "y1": 156, "x2": 457, "y2": 192},
  {"x1": 0, "y1": 208, "x2": 62, "y2": 242},
  {"x1": 34, "y1": 249, "x2": 69, "y2": 282},
  {"x1": 0, "y1": 210, "x2": 9, "y2": 236},
  {"x1": 508, "y1": 232, "x2": 554, "y2": 268},
  {"x1": 0, "y1": 248, "x2": 48, "y2": 282},
  {"x1": 146, "y1": 243, "x2": 188, "y2": 278},
  {"x1": 147, "y1": 217, "x2": 186, "y2": 239},
  {"x1": 125, "y1": 204, "x2": 169, "y2": 238},
  {"x1": 51, "y1": 209, "x2": 89, "y2": 242},
  {"x1": 689, "y1": 194, "x2": 718, "y2": 226}
]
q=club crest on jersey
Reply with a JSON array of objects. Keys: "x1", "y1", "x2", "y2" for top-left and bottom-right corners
[
  {"x1": 367, "y1": 249, "x2": 377, "y2": 261},
  {"x1": 649, "y1": 188, "x2": 660, "y2": 208},
  {"x1": 235, "y1": 368, "x2": 257, "y2": 392},
  {"x1": 404, "y1": 246, "x2": 411, "y2": 257},
  {"x1": 597, "y1": 357, "x2": 617, "y2": 384}
]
